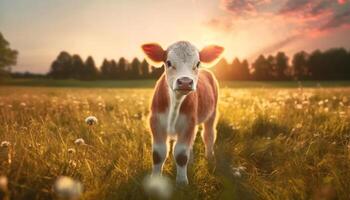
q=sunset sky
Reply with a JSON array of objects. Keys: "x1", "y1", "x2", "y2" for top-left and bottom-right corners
[{"x1": 1, "y1": 0, "x2": 350, "y2": 73}]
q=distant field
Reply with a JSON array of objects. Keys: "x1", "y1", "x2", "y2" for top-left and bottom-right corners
[
  {"x1": 0, "y1": 86, "x2": 349, "y2": 199},
  {"x1": 2, "y1": 78, "x2": 350, "y2": 88}
]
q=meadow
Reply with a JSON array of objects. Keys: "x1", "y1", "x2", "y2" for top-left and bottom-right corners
[{"x1": 0, "y1": 85, "x2": 350, "y2": 200}]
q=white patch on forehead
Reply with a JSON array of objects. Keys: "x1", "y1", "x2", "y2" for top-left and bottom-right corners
[{"x1": 166, "y1": 41, "x2": 199, "y2": 63}]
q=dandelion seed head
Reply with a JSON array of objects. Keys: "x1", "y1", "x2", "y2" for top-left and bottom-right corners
[
  {"x1": 85, "y1": 116, "x2": 98, "y2": 126},
  {"x1": 143, "y1": 175, "x2": 172, "y2": 199},
  {"x1": 74, "y1": 138, "x2": 85, "y2": 146},
  {"x1": 53, "y1": 176, "x2": 82, "y2": 200}
]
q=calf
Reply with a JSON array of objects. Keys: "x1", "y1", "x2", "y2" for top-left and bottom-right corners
[{"x1": 142, "y1": 41, "x2": 224, "y2": 185}]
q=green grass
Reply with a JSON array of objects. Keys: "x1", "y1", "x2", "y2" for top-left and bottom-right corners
[
  {"x1": 2, "y1": 78, "x2": 350, "y2": 88},
  {"x1": 0, "y1": 86, "x2": 350, "y2": 199}
]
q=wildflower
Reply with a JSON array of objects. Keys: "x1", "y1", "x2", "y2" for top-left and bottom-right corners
[
  {"x1": 0, "y1": 141, "x2": 10, "y2": 148},
  {"x1": 143, "y1": 175, "x2": 172, "y2": 199},
  {"x1": 53, "y1": 176, "x2": 82, "y2": 200},
  {"x1": 85, "y1": 116, "x2": 98, "y2": 126},
  {"x1": 74, "y1": 138, "x2": 85, "y2": 146},
  {"x1": 68, "y1": 148, "x2": 76, "y2": 154},
  {"x1": 324, "y1": 107, "x2": 329, "y2": 112}
]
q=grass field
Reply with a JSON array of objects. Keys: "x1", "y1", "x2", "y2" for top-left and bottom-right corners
[
  {"x1": 0, "y1": 85, "x2": 350, "y2": 200},
  {"x1": 3, "y1": 78, "x2": 350, "y2": 88}
]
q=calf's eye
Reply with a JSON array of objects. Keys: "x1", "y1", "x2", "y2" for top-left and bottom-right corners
[
  {"x1": 166, "y1": 60, "x2": 172, "y2": 68},
  {"x1": 196, "y1": 61, "x2": 200, "y2": 68}
]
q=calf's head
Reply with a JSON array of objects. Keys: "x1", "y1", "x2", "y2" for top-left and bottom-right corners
[{"x1": 142, "y1": 41, "x2": 223, "y2": 95}]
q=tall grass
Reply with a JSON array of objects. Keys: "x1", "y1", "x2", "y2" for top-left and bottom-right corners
[{"x1": 0, "y1": 87, "x2": 349, "y2": 199}]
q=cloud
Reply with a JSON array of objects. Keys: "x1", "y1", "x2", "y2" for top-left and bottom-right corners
[
  {"x1": 221, "y1": 0, "x2": 270, "y2": 16},
  {"x1": 320, "y1": 9, "x2": 350, "y2": 31},
  {"x1": 207, "y1": 0, "x2": 350, "y2": 55},
  {"x1": 279, "y1": 0, "x2": 350, "y2": 31}
]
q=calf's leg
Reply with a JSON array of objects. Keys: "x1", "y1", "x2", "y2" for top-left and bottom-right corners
[{"x1": 202, "y1": 111, "x2": 217, "y2": 158}]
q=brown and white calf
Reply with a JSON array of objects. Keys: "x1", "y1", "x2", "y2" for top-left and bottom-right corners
[{"x1": 142, "y1": 41, "x2": 224, "y2": 185}]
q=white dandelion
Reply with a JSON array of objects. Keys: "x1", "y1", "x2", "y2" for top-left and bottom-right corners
[
  {"x1": 143, "y1": 175, "x2": 172, "y2": 200},
  {"x1": 85, "y1": 116, "x2": 98, "y2": 126},
  {"x1": 53, "y1": 176, "x2": 82, "y2": 200},
  {"x1": 74, "y1": 138, "x2": 85, "y2": 146},
  {"x1": 0, "y1": 141, "x2": 10, "y2": 148}
]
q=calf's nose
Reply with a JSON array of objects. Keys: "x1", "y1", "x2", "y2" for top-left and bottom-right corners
[{"x1": 176, "y1": 77, "x2": 193, "y2": 90}]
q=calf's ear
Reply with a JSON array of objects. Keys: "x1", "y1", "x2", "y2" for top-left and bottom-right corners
[
  {"x1": 141, "y1": 43, "x2": 166, "y2": 68},
  {"x1": 199, "y1": 45, "x2": 224, "y2": 67}
]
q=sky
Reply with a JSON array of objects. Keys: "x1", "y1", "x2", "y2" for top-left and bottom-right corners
[{"x1": 1, "y1": 0, "x2": 350, "y2": 73}]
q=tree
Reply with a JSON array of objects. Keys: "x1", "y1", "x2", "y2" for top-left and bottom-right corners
[
  {"x1": 307, "y1": 50, "x2": 323, "y2": 80},
  {"x1": 48, "y1": 51, "x2": 72, "y2": 79},
  {"x1": 252, "y1": 55, "x2": 272, "y2": 80},
  {"x1": 231, "y1": 58, "x2": 250, "y2": 80},
  {"x1": 100, "y1": 59, "x2": 112, "y2": 79},
  {"x1": 150, "y1": 65, "x2": 164, "y2": 79},
  {"x1": 214, "y1": 58, "x2": 230, "y2": 80},
  {"x1": 140, "y1": 59, "x2": 149, "y2": 79},
  {"x1": 130, "y1": 58, "x2": 141, "y2": 79},
  {"x1": 118, "y1": 57, "x2": 127, "y2": 79},
  {"x1": 84, "y1": 56, "x2": 98, "y2": 80},
  {"x1": 275, "y1": 52, "x2": 289, "y2": 80},
  {"x1": 292, "y1": 51, "x2": 308, "y2": 80},
  {"x1": 0, "y1": 33, "x2": 18, "y2": 77},
  {"x1": 71, "y1": 55, "x2": 85, "y2": 79},
  {"x1": 110, "y1": 59, "x2": 119, "y2": 79}
]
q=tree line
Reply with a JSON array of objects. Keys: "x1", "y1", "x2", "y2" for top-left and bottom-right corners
[
  {"x1": 48, "y1": 51, "x2": 162, "y2": 80},
  {"x1": 47, "y1": 48, "x2": 350, "y2": 81}
]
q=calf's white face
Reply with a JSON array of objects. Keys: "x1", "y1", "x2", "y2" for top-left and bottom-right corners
[
  {"x1": 165, "y1": 42, "x2": 200, "y2": 93},
  {"x1": 142, "y1": 41, "x2": 224, "y2": 94}
]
